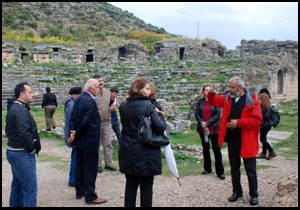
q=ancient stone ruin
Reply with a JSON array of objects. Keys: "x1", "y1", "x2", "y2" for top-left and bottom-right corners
[{"x1": 2, "y1": 39, "x2": 298, "y2": 132}]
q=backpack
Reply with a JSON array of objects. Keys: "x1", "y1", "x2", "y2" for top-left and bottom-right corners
[{"x1": 270, "y1": 108, "x2": 280, "y2": 128}]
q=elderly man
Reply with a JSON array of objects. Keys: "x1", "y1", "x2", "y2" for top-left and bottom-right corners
[
  {"x1": 207, "y1": 76, "x2": 262, "y2": 206},
  {"x1": 68, "y1": 78, "x2": 107, "y2": 205}
]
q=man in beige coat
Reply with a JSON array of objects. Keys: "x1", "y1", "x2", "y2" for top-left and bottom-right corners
[{"x1": 92, "y1": 75, "x2": 117, "y2": 172}]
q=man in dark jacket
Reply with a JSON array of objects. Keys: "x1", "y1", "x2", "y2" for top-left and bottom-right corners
[
  {"x1": 64, "y1": 86, "x2": 82, "y2": 187},
  {"x1": 68, "y1": 78, "x2": 107, "y2": 205},
  {"x1": 5, "y1": 82, "x2": 41, "y2": 207},
  {"x1": 42, "y1": 87, "x2": 57, "y2": 131},
  {"x1": 7, "y1": 95, "x2": 15, "y2": 111}
]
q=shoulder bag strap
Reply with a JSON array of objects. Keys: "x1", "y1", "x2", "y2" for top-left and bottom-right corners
[{"x1": 144, "y1": 100, "x2": 151, "y2": 117}]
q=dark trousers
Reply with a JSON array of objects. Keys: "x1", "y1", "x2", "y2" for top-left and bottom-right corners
[
  {"x1": 260, "y1": 126, "x2": 273, "y2": 153},
  {"x1": 227, "y1": 135, "x2": 258, "y2": 197},
  {"x1": 75, "y1": 148, "x2": 99, "y2": 202},
  {"x1": 124, "y1": 174, "x2": 154, "y2": 207},
  {"x1": 199, "y1": 133, "x2": 224, "y2": 176}
]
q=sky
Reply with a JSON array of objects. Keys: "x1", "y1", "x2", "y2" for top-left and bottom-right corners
[{"x1": 108, "y1": 2, "x2": 298, "y2": 50}]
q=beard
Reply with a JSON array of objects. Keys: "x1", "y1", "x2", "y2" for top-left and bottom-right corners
[{"x1": 230, "y1": 91, "x2": 241, "y2": 98}]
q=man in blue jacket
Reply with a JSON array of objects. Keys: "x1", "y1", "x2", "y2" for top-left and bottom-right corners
[{"x1": 64, "y1": 86, "x2": 82, "y2": 187}]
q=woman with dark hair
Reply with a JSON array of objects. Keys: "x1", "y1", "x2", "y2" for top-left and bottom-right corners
[
  {"x1": 119, "y1": 78, "x2": 166, "y2": 207},
  {"x1": 195, "y1": 84, "x2": 225, "y2": 180},
  {"x1": 256, "y1": 93, "x2": 277, "y2": 160}
]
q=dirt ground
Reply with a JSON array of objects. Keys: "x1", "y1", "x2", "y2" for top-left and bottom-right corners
[{"x1": 2, "y1": 137, "x2": 298, "y2": 207}]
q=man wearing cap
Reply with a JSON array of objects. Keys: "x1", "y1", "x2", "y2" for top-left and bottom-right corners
[{"x1": 64, "y1": 86, "x2": 82, "y2": 187}]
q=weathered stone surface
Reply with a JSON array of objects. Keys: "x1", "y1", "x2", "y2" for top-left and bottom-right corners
[{"x1": 274, "y1": 175, "x2": 298, "y2": 207}]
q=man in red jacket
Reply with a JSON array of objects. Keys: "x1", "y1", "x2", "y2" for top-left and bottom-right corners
[{"x1": 207, "y1": 76, "x2": 262, "y2": 206}]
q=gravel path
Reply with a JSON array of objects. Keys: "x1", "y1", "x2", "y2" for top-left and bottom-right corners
[{"x1": 2, "y1": 138, "x2": 298, "y2": 207}]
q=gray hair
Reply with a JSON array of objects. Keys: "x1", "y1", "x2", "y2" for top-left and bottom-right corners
[
  {"x1": 229, "y1": 76, "x2": 245, "y2": 88},
  {"x1": 84, "y1": 78, "x2": 98, "y2": 91}
]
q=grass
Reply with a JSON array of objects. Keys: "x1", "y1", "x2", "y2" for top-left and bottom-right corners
[
  {"x1": 271, "y1": 100, "x2": 298, "y2": 159},
  {"x1": 2, "y1": 106, "x2": 64, "y2": 131},
  {"x1": 37, "y1": 153, "x2": 70, "y2": 172},
  {"x1": 2, "y1": 100, "x2": 298, "y2": 177},
  {"x1": 168, "y1": 124, "x2": 200, "y2": 146}
]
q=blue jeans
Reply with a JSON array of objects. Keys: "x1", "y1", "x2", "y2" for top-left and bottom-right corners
[
  {"x1": 112, "y1": 120, "x2": 122, "y2": 145},
  {"x1": 6, "y1": 150, "x2": 37, "y2": 207},
  {"x1": 69, "y1": 148, "x2": 77, "y2": 185}
]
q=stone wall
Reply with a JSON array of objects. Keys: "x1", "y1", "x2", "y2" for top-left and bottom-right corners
[
  {"x1": 153, "y1": 39, "x2": 225, "y2": 61},
  {"x1": 237, "y1": 39, "x2": 298, "y2": 56},
  {"x1": 2, "y1": 54, "x2": 297, "y2": 109},
  {"x1": 264, "y1": 56, "x2": 298, "y2": 102},
  {"x1": 2, "y1": 39, "x2": 298, "y2": 108}
]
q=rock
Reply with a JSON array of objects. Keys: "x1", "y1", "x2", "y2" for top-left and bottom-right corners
[{"x1": 274, "y1": 175, "x2": 298, "y2": 207}]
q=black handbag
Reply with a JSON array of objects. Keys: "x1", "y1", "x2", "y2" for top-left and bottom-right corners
[{"x1": 138, "y1": 101, "x2": 169, "y2": 147}]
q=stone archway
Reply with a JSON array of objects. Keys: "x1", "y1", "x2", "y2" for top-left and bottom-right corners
[
  {"x1": 118, "y1": 46, "x2": 126, "y2": 59},
  {"x1": 277, "y1": 70, "x2": 284, "y2": 94},
  {"x1": 179, "y1": 47, "x2": 185, "y2": 60},
  {"x1": 86, "y1": 48, "x2": 94, "y2": 62}
]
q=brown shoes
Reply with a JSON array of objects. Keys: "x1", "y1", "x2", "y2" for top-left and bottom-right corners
[
  {"x1": 267, "y1": 151, "x2": 277, "y2": 160},
  {"x1": 86, "y1": 198, "x2": 107, "y2": 205},
  {"x1": 256, "y1": 152, "x2": 267, "y2": 159},
  {"x1": 257, "y1": 151, "x2": 277, "y2": 160}
]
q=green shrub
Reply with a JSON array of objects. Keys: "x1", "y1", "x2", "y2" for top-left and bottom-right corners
[{"x1": 4, "y1": 14, "x2": 16, "y2": 25}]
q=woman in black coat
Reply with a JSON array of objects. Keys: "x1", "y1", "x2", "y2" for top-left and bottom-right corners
[
  {"x1": 256, "y1": 93, "x2": 277, "y2": 160},
  {"x1": 119, "y1": 78, "x2": 166, "y2": 207}
]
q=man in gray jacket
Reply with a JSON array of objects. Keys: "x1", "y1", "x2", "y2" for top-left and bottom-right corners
[{"x1": 92, "y1": 75, "x2": 116, "y2": 172}]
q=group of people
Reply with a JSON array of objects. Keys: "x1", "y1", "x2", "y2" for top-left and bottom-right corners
[
  {"x1": 65, "y1": 76, "x2": 166, "y2": 206},
  {"x1": 5, "y1": 75, "x2": 278, "y2": 207},
  {"x1": 64, "y1": 75, "x2": 123, "y2": 204}
]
